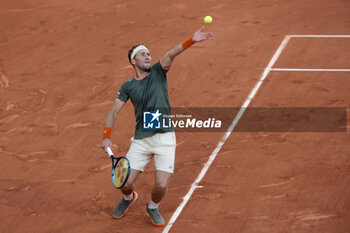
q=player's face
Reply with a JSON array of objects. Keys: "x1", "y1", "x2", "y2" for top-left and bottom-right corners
[{"x1": 133, "y1": 49, "x2": 152, "y2": 71}]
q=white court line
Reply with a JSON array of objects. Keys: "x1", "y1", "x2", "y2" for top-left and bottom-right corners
[
  {"x1": 271, "y1": 68, "x2": 350, "y2": 72},
  {"x1": 162, "y1": 35, "x2": 292, "y2": 233},
  {"x1": 289, "y1": 35, "x2": 350, "y2": 38}
]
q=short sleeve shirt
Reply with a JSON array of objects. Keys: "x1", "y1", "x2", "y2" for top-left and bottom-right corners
[{"x1": 116, "y1": 61, "x2": 174, "y2": 139}]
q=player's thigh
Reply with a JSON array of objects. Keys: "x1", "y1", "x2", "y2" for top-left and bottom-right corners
[
  {"x1": 127, "y1": 137, "x2": 153, "y2": 172},
  {"x1": 152, "y1": 132, "x2": 176, "y2": 173},
  {"x1": 155, "y1": 170, "x2": 172, "y2": 188},
  {"x1": 125, "y1": 169, "x2": 142, "y2": 187}
]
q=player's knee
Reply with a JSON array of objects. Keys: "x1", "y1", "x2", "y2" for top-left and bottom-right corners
[
  {"x1": 155, "y1": 183, "x2": 168, "y2": 194},
  {"x1": 122, "y1": 182, "x2": 133, "y2": 192}
]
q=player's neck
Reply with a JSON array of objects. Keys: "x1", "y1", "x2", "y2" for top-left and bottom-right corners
[{"x1": 135, "y1": 69, "x2": 149, "y2": 80}]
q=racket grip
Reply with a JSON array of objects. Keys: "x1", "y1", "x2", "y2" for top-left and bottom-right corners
[{"x1": 106, "y1": 147, "x2": 114, "y2": 157}]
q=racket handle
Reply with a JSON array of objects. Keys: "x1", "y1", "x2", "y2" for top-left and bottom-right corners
[{"x1": 106, "y1": 147, "x2": 114, "y2": 157}]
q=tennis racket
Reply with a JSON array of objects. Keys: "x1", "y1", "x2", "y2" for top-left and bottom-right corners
[{"x1": 106, "y1": 147, "x2": 130, "y2": 189}]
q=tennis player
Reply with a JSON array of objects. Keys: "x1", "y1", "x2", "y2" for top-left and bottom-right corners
[{"x1": 101, "y1": 26, "x2": 213, "y2": 226}]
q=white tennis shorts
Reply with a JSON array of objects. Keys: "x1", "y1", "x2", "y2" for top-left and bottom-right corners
[{"x1": 126, "y1": 132, "x2": 176, "y2": 173}]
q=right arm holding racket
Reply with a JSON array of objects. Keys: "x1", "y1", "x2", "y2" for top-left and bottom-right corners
[
  {"x1": 101, "y1": 99, "x2": 130, "y2": 189},
  {"x1": 101, "y1": 99, "x2": 124, "y2": 150}
]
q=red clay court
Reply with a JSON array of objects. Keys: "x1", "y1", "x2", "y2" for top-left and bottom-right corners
[{"x1": 1, "y1": 0, "x2": 349, "y2": 233}]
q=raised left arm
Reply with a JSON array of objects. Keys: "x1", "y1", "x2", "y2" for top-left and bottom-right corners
[{"x1": 160, "y1": 26, "x2": 213, "y2": 70}]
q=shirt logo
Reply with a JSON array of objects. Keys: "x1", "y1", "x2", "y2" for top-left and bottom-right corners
[{"x1": 143, "y1": 109, "x2": 162, "y2": 129}]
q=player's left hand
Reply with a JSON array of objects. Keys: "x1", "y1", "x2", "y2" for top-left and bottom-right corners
[{"x1": 192, "y1": 26, "x2": 213, "y2": 42}]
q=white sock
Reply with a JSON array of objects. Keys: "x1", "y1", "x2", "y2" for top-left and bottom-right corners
[
  {"x1": 148, "y1": 199, "x2": 159, "y2": 209},
  {"x1": 124, "y1": 192, "x2": 133, "y2": 201}
]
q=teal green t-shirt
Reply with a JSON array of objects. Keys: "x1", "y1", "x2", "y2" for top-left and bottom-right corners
[{"x1": 116, "y1": 61, "x2": 174, "y2": 139}]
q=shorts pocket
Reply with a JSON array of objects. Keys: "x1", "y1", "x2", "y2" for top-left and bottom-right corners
[{"x1": 159, "y1": 132, "x2": 176, "y2": 147}]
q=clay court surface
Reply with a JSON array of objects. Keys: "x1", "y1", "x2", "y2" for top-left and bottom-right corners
[{"x1": 1, "y1": 0, "x2": 350, "y2": 232}]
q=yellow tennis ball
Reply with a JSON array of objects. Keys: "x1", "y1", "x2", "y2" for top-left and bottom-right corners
[{"x1": 204, "y1": 16, "x2": 213, "y2": 24}]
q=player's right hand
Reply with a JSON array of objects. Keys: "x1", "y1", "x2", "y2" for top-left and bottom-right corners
[{"x1": 101, "y1": 138, "x2": 112, "y2": 152}]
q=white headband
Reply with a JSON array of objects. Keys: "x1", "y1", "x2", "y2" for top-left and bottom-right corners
[{"x1": 131, "y1": 45, "x2": 149, "y2": 59}]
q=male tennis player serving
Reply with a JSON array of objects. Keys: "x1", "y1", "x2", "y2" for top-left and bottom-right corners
[{"x1": 101, "y1": 27, "x2": 213, "y2": 226}]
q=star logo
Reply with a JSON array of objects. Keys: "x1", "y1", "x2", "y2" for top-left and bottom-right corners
[
  {"x1": 143, "y1": 109, "x2": 162, "y2": 129},
  {"x1": 150, "y1": 109, "x2": 162, "y2": 122}
]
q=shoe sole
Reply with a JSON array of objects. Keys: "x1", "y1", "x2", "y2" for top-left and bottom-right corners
[
  {"x1": 146, "y1": 210, "x2": 165, "y2": 226},
  {"x1": 113, "y1": 191, "x2": 138, "y2": 219}
]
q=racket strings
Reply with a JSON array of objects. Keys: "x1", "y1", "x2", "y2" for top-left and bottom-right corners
[{"x1": 112, "y1": 158, "x2": 130, "y2": 188}]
